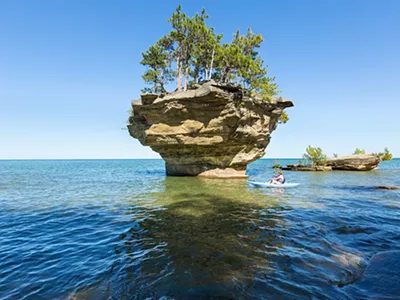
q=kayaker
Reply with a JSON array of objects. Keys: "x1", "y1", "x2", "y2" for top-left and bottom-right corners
[{"x1": 269, "y1": 171, "x2": 285, "y2": 184}]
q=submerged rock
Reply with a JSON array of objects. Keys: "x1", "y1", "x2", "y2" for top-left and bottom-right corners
[
  {"x1": 345, "y1": 251, "x2": 400, "y2": 298},
  {"x1": 272, "y1": 164, "x2": 282, "y2": 169},
  {"x1": 325, "y1": 154, "x2": 381, "y2": 171},
  {"x1": 127, "y1": 81, "x2": 293, "y2": 177},
  {"x1": 373, "y1": 186, "x2": 398, "y2": 190},
  {"x1": 332, "y1": 250, "x2": 366, "y2": 287}
]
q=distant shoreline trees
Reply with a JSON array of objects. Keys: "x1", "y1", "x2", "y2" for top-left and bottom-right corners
[{"x1": 140, "y1": 5, "x2": 279, "y2": 103}]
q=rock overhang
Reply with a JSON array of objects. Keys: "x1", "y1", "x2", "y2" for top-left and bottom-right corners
[{"x1": 128, "y1": 81, "x2": 293, "y2": 177}]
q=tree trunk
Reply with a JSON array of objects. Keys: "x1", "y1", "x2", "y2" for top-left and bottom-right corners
[
  {"x1": 177, "y1": 57, "x2": 182, "y2": 91},
  {"x1": 160, "y1": 69, "x2": 164, "y2": 93},
  {"x1": 221, "y1": 68, "x2": 226, "y2": 83},
  {"x1": 184, "y1": 66, "x2": 189, "y2": 91},
  {"x1": 194, "y1": 66, "x2": 199, "y2": 84},
  {"x1": 208, "y1": 46, "x2": 215, "y2": 80},
  {"x1": 223, "y1": 68, "x2": 230, "y2": 83}
]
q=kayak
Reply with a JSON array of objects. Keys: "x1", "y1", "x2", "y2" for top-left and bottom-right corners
[{"x1": 247, "y1": 181, "x2": 300, "y2": 188}]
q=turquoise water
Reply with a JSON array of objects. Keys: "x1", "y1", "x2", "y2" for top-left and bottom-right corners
[{"x1": 0, "y1": 159, "x2": 399, "y2": 299}]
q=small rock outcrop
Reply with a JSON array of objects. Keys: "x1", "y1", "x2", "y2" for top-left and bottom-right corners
[
  {"x1": 127, "y1": 81, "x2": 293, "y2": 177},
  {"x1": 280, "y1": 154, "x2": 381, "y2": 172},
  {"x1": 282, "y1": 165, "x2": 332, "y2": 171},
  {"x1": 325, "y1": 154, "x2": 381, "y2": 171}
]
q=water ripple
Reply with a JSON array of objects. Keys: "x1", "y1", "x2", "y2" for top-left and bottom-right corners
[{"x1": 0, "y1": 159, "x2": 399, "y2": 299}]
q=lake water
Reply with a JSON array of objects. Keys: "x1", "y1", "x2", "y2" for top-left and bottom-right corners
[{"x1": 1, "y1": 159, "x2": 399, "y2": 299}]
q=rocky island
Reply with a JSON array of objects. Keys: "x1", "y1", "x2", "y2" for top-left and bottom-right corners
[
  {"x1": 324, "y1": 154, "x2": 381, "y2": 171},
  {"x1": 127, "y1": 6, "x2": 294, "y2": 178},
  {"x1": 128, "y1": 81, "x2": 293, "y2": 178},
  {"x1": 282, "y1": 154, "x2": 382, "y2": 172}
]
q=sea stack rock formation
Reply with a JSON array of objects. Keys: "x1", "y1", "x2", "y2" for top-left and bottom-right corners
[{"x1": 127, "y1": 81, "x2": 293, "y2": 178}]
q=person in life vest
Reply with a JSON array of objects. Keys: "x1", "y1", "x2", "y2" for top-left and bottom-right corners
[{"x1": 269, "y1": 171, "x2": 285, "y2": 184}]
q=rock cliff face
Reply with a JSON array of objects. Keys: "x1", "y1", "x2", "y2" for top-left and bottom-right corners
[{"x1": 128, "y1": 81, "x2": 293, "y2": 178}]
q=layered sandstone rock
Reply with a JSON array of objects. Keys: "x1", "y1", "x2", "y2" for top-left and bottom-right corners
[
  {"x1": 325, "y1": 154, "x2": 381, "y2": 171},
  {"x1": 127, "y1": 81, "x2": 293, "y2": 177}
]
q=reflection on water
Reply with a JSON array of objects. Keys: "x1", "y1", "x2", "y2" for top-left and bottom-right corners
[
  {"x1": 104, "y1": 178, "x2": 290, "y2": 298},
  {"x1": 0, "y1": 159, "x2": 400, "y2": 299},
  {"x1": 139, "y1": 179, "x2": 282, "y2": 284}
]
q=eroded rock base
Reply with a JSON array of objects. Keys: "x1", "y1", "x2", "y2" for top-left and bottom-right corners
[
  {"x1": 166, "y1": 164, "x2": 248, "y2": 178},
  {"x1": 198, "y1": 168, "x2": 248, "y2": 179}
]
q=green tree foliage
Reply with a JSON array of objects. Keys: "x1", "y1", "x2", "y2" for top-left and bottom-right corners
[
  {"x1": 303, "y1": 145, "x2": 327, "y2": 166},
  {"x1": 353, "y1": 148, "x2": 366, "y2": 155},
  {"x1": 381, "y1": 147, "x2": 393, "y2": 160},
  {"x1": 231, "y1": 28, "x2": 278, "y2": 99},
  {"x1": 140, "y1": 5, "x2": 280, "y2": 105},
  {"x1": 376, "y1": 147, "x2": 393, "y2": 161},
  {"x1": 278, "y1": 112, "x2": 289, "y2": 124},
  {"x1": 333, "y1": 153, "x2": 339, "y2": 158},
  {"x1": 189, "y1": 17, "x2": 222, "y2": 84},
  {"x1": 140, "y1": 42, "x2": 174, "y2": 93}
]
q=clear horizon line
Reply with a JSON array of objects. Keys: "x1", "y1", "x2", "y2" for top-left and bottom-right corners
[
  {"x1": 0, "y1": 157, "x2": 398, "y2": 161},
  {"x1": 0, "y1": 157, "x2": 303, "y2": 161}
]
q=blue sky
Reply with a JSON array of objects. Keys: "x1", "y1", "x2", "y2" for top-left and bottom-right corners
[{"x1": 1, "y1": 0, "x2": 399, "y2": 159}]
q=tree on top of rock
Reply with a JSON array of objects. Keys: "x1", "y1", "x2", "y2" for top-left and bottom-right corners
[
  {"x1": 140, "y1": 41, "x2": 174, "y2": 94},
  {"x1": 303, "y1": 146, "x2": 327, "y2": 166},
  {"x1": 139, "y1": 5, "x2": 279, "y2": 103},
  {"x1": 190, "y1": 21, "x2": 222, "y2": 84},
  {"x1": 353, "y1": 148, "x2": 366, "y2": 155},
  {"x1": 375, "y1": 147, "x2": 393, "y2": 161}
]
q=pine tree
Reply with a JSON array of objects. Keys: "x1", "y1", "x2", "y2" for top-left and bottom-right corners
[
  {"x1": 167, "y1": 5, "x2": 186, "y2": 91},
  {"x1": 139, "y1": 5, "x2": 284, "y2": 119},
  {"x1": 140, "y1": 41, "x2": 173, "y2": 94},
  {"x1": 190, "y1": 20, "x2": 222, "y2": 84}
]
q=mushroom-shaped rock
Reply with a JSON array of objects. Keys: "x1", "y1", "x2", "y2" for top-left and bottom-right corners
[{"x1": 127, "y1": 81, "x2": 293, "y2": 177}]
